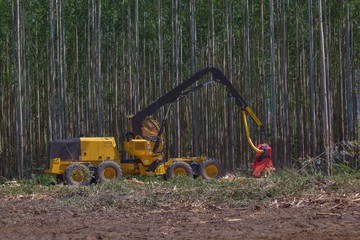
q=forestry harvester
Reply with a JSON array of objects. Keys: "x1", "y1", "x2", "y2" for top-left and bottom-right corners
[{"x1": 44, "y1": 66, "x2": 275, "y2": 185}]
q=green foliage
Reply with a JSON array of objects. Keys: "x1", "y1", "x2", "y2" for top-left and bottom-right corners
[
  {"x1": 333, "y1": 163, "x2": 356, "y2": 175},
  {"x1": 0, "y1": 176, "x2": 8, "y2": 185},
  {"x1": 29, "y1": 174, "x2": 57, "y2": 186},
  {"x1": 332, "y1": 141, "x2": 360, "y2": 172}
]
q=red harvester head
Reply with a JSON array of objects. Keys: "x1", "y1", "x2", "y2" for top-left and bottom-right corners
[{"x1": 252, "y1": 143, "x2": 275, "y2": 177}]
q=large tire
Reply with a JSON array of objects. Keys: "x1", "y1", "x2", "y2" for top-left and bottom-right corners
[
  {"x1": 64, "y1": 164, "x2": 91, "y2": 186},
  {"x1": 199, "y1": 158, "x2": 225, "y2": 179},
  {"x1": 166, "y1": 162, "x2": 193, "y2": 180},
  {"x1": 97, "y1": 161, "x2": 122, "y2": 182}
]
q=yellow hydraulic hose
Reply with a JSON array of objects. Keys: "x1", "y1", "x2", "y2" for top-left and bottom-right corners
[
  {"x1": 245, "y1": 106, "x2": 263, "y2": 126},
  {"x1": 241, "y1": 110, "x2": 264, "y2": 154}
]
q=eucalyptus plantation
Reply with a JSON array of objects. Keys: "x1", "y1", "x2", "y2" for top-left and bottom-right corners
[{"x1": 0, "y1": 0, "x2": 358, "y2": 178}]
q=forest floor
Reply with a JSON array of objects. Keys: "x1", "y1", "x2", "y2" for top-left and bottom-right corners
[{"x1": 0, "y1": 172, "x2": 359, "y2": 240}]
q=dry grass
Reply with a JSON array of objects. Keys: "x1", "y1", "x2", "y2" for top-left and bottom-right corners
[{"x1": 0, "y1": 170, "x2": 359, "y2": 211}]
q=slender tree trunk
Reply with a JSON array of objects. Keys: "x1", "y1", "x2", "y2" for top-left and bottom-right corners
[
  {"x1": 15, "y1": 0, "x2": 24, "y2": 178},
  {"x1": 226, "y1": 0, "x2": 234, "y2": 170},
  {"x1": 269, "y1": 0, "x2": 278, "y2": 166},
  {"x1": 319, "y1": 0, "x2": 331, "y2": 175},
  {"x1": 50, "y1": 0, "x2": 57, "y2": 140},
  {"x1": 210, "y1": 0, "x2": 216, "y2": 158},
  {"x1": 21, "y1": 0, "x2": 29, "y2": 175},
  {"x1": 243, "y1": 0, "x2": 250, "y2": 166},
  {"x1": 127, "y1": 2, "x2": 132, "y2": 114},
  {"x1": 190, "y1": 0, "x2": 199, "y2": 157},
  {"x1": 35, "y1": 30, "x2": 40, "y2": 156},
  {"x1": 345, "y1": 0, "x2": 353, "y2": 141},
  {"x1": 158, "y1": 0, "x2": 164, "y2": 120},
  {"x1": 134, "y1": 0, "x2": 139, "y2": 112},
  {"x1": 295, "y1": 1, "x2": 304, "y2": 158},
  {"x1": 56, "y1": 0, "x2": 64, "y2": 139},
  {"x1": 174, "y1": 0, "x2": 181, "y2": 157},
  {"x1": 338, "y1": 25, "x2": 345, "y2": 142},
  {"x1": 86, "y1": 0, "x2": 91, "y2": 135},
  {"x1": 97, "y1": 0, "x2": 103, "y2": 136},
  {"x1": 75, "y1": 25, "x2": 80, "y2": 136},
  {"x1": 61, "y1": 0, "x2": 68, "y2": 138},
  {"x1": 121, "y1": 2, "x2": 126, "y2": 131},
  {"x1": 113, "y1": 3, "x2": 119, "y2": 144},
  {"x1": 261, "y1": 0, "x2": 266, "y2": 128},
  {"x1": 92, "y1": 0, "x2": 97, "y2": 133},
  {"x1": 308, "y1": 0, "x2": 316, "y2": 156},
  {"x1": 281, "y1": 0, "x2": 290, "y2": 167}
]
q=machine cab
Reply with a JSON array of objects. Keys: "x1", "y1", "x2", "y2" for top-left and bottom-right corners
[{"x1": 124, "y1": 116, "x2": 164, "y2": 159}]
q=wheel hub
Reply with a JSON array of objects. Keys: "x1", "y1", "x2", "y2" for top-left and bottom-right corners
[
  {"x1": 205, "y1": 165, "x2": 219, "y2": 178},
  {"x1": 103, "y1": 167, "x2": 116, "y2": 180},
  {"x1": 173, "y1": 168, "x2": 187, "y2": 176}
]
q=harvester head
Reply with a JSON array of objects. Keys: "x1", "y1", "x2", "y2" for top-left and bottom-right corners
[{"x1": 252, "y1": 143, "x2": 275, "y2": 177}]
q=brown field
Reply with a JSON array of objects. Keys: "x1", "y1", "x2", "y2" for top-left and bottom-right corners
[{"x1": 0, "y1": 176, "x2": 359, "y2": 240}]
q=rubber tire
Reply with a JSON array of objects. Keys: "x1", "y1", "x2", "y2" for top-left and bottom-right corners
[
  {"x1": 64, "y1": 164, "x2": 91, "y2": 186},
  {"x1": 166, "y1": 162, "x2": 193, "y2": 180},
  {"x1": 97, "y1": 161, "x2": 122, "y2": 182},
  {"x1": 199, "y1": 158, "x2": 225, "y2": 179}
]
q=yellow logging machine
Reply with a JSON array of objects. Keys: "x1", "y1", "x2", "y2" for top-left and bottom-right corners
[{"x1": 45, "y1": 66, "x2": 274, "y2": 185}]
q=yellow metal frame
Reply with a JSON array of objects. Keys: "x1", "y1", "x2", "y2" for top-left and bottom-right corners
[
  {"x1": 44, "y1": 137, "x2": 121, "y2": 175},
  {"x1": 45, "y1": 122, "x2": 215, "y2": 179}
]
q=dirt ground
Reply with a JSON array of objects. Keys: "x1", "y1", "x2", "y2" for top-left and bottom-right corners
[{"x1": 0, "y1": 192, "x2": 359, "y2": 240}]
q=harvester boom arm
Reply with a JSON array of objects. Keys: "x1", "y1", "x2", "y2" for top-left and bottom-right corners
[{"x1": 131, "y1": 66, "x2": 265, "y2": 153}]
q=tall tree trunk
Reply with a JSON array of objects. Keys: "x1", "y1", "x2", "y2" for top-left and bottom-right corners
[
  {"x1": 345, "y1": 0, "x2": 353, "y2": 141},
  {"x1": 243, "y1": 0, "x2": 250, "y2": 166},
  {"x1": 269, "y1": 0, "x2": 278, "y2": 166},
  {"x1": 127, "y1": 2, "x2": 132, "y2": 114},
  {"x1": 210, "y1": 0, "x2": 216, "y2": 158},
  {"x1": 226, "y1": 0, "x2": 234, "y2": 170},
  {"x1": 158, "y1": 0, "x2": 164, "y2": 119},
  {"x1": 35, "y1": 30, "x2": 41, "y2": 156},
  {"x1": 281, "y1": 0, "x2": 290, "y2": 167},
  {"x1": 113, "y1": 3, "x2": 119, "y2": 144},
  {"x1": 49, "y1": 0, "x2": 57, "y2": 140},
  {"x1": 21, "y1": 0, "x2": 29, "y2": 175},
  {"x1": 295, "y1": 1, "x2": 304, "y2": 158},
  {"x1": 174, "y1": 0, "x2": 181, "y2": 157},
  {"x1": 86, "y1": 0, "x2": 91, "y2": 135},
  {"x1": 15, "y1": 0, "x2": 24, "y2": 178},
  {"x1": 308, "y1": 0, "x2": 316, "y2": 156},
  {"x1": 319, "y1": 0, "x2": 332, "y2": 175},
  {"x1": 97, "y1": 0, "x2": 103, "y2": 136},
  {"x1": 121, "y1": 2, "x2": 126, "y2": 131},
  {"x1": 75, "y1": 25, "x2": 80, "y2": 136},
  {"x1": 56, "y1": 0, "x2": 64, "y2": 139},
  {"x1": 190, "y1": 0, "x2": 199, "y2": 157},
  {"x1": 134, "y1": 0, "x2": 140, "y2": 112},
  {"x1": 61, "y1": 0, "x2": 68, "y2": 138}
]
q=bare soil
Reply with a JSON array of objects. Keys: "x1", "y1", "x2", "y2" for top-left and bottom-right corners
[{"x1": 0, "y1": 191, "x2": 359, "y2": 240}]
